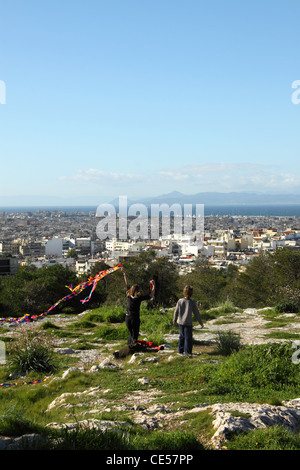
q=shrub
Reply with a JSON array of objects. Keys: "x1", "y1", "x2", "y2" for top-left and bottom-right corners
[
  {"x1": 215, "y1": 330, "x2": 242, "y2": 356},
  {"x1": 40, "y1": 321, "x2": 60, "y2": 330},
  {"x1": 95, "y1": 325, "x2": 128, "y2": 341},
  {"x1": 217, "y1": 300, "x2": 239, "y2": 314},
  {"x1": 275, "y1": 300, "x2": 299, "y2": 313},
  {"x1": 85, "y1": 307, "x2": 126, "y2": 323},
  {"x1": 67, "y1": 320, "x2": 97, "y2": 330},
  {"x1": 205, "y1": 342, "x2": 300, "y2": 399},
  {"x1": 8, "y1": 330, "x2": 57, "y2": 374}
]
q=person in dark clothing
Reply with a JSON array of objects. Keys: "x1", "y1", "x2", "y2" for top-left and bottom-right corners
[{"x1": 122, "y1": 269, "x2": 155, "y2": 344}]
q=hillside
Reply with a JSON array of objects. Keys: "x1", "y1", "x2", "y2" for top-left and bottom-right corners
[{"x1": 1, "y1": 304, "x2": 300, "y2": 451}]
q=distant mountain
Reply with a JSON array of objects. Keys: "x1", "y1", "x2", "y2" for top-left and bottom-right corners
[{"x1": 110, "y1": 191, "x2": 300, "y2": 208}]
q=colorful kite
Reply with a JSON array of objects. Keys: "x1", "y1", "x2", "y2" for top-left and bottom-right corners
[{"x1": 0, "y1": 264, "x2": 123, "y2": 324}]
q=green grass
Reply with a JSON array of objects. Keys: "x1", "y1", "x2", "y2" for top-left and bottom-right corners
[
  {"x1": 227, "y1": 425, "x2": 300, "y2": 450},
  {"x1": 265, "y1": 331, "x2": 300, "y2": 340},
  {"x1": 200, "y1": 342, "x2": 300, "y2": 402},
  {"x1": 140, "y1": 308, "x2": 177, "y2": 344},
  {"x1": 84, "y1": 306, "x2": 126, "y2": 323}
]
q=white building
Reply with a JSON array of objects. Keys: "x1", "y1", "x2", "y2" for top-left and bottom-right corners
[{"x1": 45, "y1": 237, "x2": 63, "y2": 257}]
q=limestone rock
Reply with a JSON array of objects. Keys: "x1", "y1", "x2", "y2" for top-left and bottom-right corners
[
  {"x1": 208, "y1": 401, "x2": 300, "y2": 448},
  {"x1": 128, "y1": 353, "x2": 144, "y2": 364},
  {"x1": 0, "y1": 436, "x2": 13, "y2": 450},
  {"x1": 46, "y1": 419, "x2": 129, "y2": 433},
  {"x1": 99, "y1": 358, "x2": 120, "y2": 369},
  {"x1": 54, "y1": 347, "x2": 75, "y2": 355},
  {"x1": 5, "y1": 434, "x2": 47, "y2": 450},
  {"x1": 138, "y1": 377, "x2": 151, "y2": 385},
  {"x1": 46, "y1": 386, "x2": 102, "y2": 412},
  {"x1": 61, "y1": 367, "x2": 81, "y2": 379}
]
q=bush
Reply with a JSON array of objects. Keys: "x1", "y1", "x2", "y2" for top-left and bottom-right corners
[
  {"x1": 85, "y1": 306, "x2": 126, "y2": 323},
  {"x1": 216, "y1": 300, "x2": 239, "y2": 314},
  {"x1": 275, "y1": 301, "x2": 299, "y2": 313},
  {"x1": 215, "y1": 330, "x2": 242, "y2": 356},
  {"x1": 67, "y1": 320, "x2": 97, "y2": 330},
  {"x1": 95, "y1": 325, "x2": 128, "y2": 341},
  {"x1": 8, "y1": 330, "x2": 57, "y2": 374},
  {"x1": 205, "y1": 342, "x2": 300, "y2": 399},
  {"x1": 0, "y1": 264, "x2": 79, "y2": 316}
]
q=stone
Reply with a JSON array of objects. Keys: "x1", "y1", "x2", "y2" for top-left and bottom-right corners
[
  {"x1": 128, "y1": 353, "x2": 144, "y2": 363},
  {"x1": 132, "y1": 415, "x2": 160, "y2": 430},
  {"x1": 243, "y1": 308, "x2": 258, "y2": 315},
  {"x1": 54, "y1": 347, "x2": 76, "y2": 355},
  {"x1": 99, "y1": 358, "x2": 119, "y2": 369},
  {"x1": 138, "y1": 377, "x2": 151, "y2": 385},
  {"x1": 7, "y1": 433, "x2": 47, "y2": 450},
  {"x1": 46, "y1": 386, "x2": 102, "y2": 412},
  {"x1": 61, "y1": 367, "x2": 81, "y2": 379},
  {"x1": 46, "y1": 419, "x2": 129, "y2": 433},
  {"x1": 0, "y1": 436, "x2": 13, "y2": 450},
  {"x1": 207, "y1": 401, "x2": 300, "y2": 448}
]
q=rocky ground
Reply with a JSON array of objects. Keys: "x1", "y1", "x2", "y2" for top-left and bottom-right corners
[{"x1": 1, "y1": 307, "x2": 300, "y2": 450}]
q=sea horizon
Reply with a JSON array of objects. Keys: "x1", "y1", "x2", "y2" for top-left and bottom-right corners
[{"x1": 1, "y1": 204, "x2": 300, "y2": 217}]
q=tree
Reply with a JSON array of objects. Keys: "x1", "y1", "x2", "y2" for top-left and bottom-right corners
[
  {"x1": 66, "y1": 248, "x2": 77, "y2": 259},
  {"x1": 103, "y1": 252, "x2": 157, "y2": 307},
  {"x1": 230, "y1": 248, "x2": 300, "y2": 309},
  {"x1": 178, "y1": 261, "x2": 236, "y2": 309},
  {"x1": 84, "y1": 260, "x2": 112, "y2": 307},
  {"x1": 232, "y1": 254, "x2": 274, "y2": 308},
  {"x1": 149, "y1": 257, "x2": 179, "y2": 307},
  {"x1": 0, "y1": 264, "x2": 79, "y2": 317},
  {"x1": 269, "y1": 248, "x2": 300, "y2": 309}
]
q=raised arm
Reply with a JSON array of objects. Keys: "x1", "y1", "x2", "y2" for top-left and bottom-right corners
[
  {"x1": 149, "y1": 279, "x2": 155, "y2": 300},
  {"x1": 121, "y1": 268, "x2": 130, "y2": 290}
]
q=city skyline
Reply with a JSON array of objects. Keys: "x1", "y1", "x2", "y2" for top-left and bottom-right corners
[{"x1": 1, "y1": 1, "x2": 300, "y2": 205}]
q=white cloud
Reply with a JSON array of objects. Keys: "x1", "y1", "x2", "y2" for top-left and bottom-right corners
[
  {"x1": 158, "y1": 163, "x2": 300, "y2": 192},
  {"x1": 59, "y1": 163, "x2": 300, "y2": 197},
  {"x1": 60, "y1": 169, "x2": 144, "y2": 185}
]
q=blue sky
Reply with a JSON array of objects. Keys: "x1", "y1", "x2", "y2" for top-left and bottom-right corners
[{"x1": 1, "y1": 0, "x2": 300, "y2": 205}]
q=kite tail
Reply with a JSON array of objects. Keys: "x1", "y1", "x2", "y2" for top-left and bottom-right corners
[{"x1": 0, "y1": 264, "x2": 123, "y2": 324}]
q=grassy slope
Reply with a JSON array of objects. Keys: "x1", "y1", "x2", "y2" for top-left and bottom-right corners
[{"x1": 1, "y1": 304, "x2": 300, "y2": 450}]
